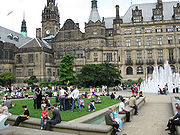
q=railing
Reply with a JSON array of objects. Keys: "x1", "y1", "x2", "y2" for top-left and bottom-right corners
[
  {"x1": 125, "y1": 59, "x2": 133, "y2": 65},
  {"x1": 147, "y1": 59, "x2": 154, "y2": 65},
  {"x1": 136, "y1": 59, "x2": 143, "y2": 65},
  {"x1": 168, "y1": 59, "x2": 176, "y2": 64}
]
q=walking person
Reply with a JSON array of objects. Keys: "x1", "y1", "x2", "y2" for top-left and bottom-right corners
[
  {"x1": 13, "y1": 105, "x2": 29, "y2": 126},
  {"x1": 45, "y1": 106, "x2": 61, "y2": 131},
  {"x1": 71, "y1": 86, "x2": 81, "y2": 112}
]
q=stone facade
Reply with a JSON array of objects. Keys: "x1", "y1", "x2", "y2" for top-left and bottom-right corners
[{"x1": 1, "y1": 0, "x2": 180, "y2": 84}]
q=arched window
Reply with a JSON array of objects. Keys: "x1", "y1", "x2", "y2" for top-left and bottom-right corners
[
  {"x1": 137, "y1": 66, "x2": 143, "y2": 74},
  {"x1": 66, "y1": 47, "x2": 74, "y2": 55},
  {"x1": 147, "y1": 66, "x2": 154, "y2": 74},
  {"x1": 170, "y1": 65, "x2": 175, "y2": 73},
  {"x1": 75, "y1": 47, "x2": 83, "y2": 58},
  {"x1": 126, "y1": 67, "x2": 133, "y2": 75}
]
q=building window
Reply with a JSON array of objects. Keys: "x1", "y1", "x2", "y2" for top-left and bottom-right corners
[
  {"x1": 168, "y1": 36, "x2": 173, "y2": 44},
  {"x1": 16, "y1": 69, "x2": 22, "y2": 77},
  {"x1": 124, "y1": 28, "x2": 131, "y2": 35},
  {"x1": 157, "y1": 37, "x2": 162, "y2": 45},
  {"x1": 137, "y1": 51, "x2": 142, "y2": 60},
  {"x1": 116, "y1": 29, "x2": 120, "y2": 34},
  {"x1": 166, "y1": 26, "x2": 174, "y2": 32},
  {"x1": 28, "y1": 69, "x2": 34, "y2": 76},
  {"x1": 5, "y1": 50, "x2": 8, "y2": 59},
  {"x1": 57, "y1": 48, "x2": 63, "y2": 59},
  {"x1": 175, "y1": 14, "x2": 180, "y2": 20},
  {"x1": 75, "y1": 47, "x2": 83, "y2": 58},
  {"x1": 94, "y1": 53, "x2": 98, "y2": 57},
  {"x1": 147, "y1": 66, "x2": 154, "y2": 74},
  {"x1": 93, "y1": 29, "x2": 97, "y2": 35},
  {"x1": 126, "y1": 51, "x2": 131, "y2": 60},
  {"x1": 0, "y1": 49, "x2": 3, "y2": 59},
  {"x1": 106, "y1": 53, "x2": 112, "y2": 62},
  {"x1": 135, "y1": 27, "x2": 141, "y2": 34},
  {"x1": 154, "y1": 15, "x2": 163, "y2": 21},
  {"x1": 45, "y1": 54, "x2": 48, "y2": 63},
  {"x1": 28, "y1": 54, "x2": 34, "y2": 63},
  {"x1": 145, "y1": 27, "x2": 152, "y2": 33},
  {"x1": 47, "y1": 68, "x2": 52, "y2": 76},
  {"x1": 66, "y1": 47, "x2": 74, "y2": 55},
  {"x1": 146, "y1": 37, "x2": 152, "y2": 46},
  {"x1": 9, "y1": 50, "x2": 13, "y2": 60},
  {"x1": 94, "y1": 58, "x2": 98, "y2": 62},
  {"x1": 176, "y1": 26, "x2": 180, "y2": 31},
  {"x1": 156, "y1": 27, "x2": 162, "y2": 33},
  {"x1": 108, "y1": 31, "x2": 113, "y2": 36},
  {"x1": 133, "y1": 17, "x2": 142, "y2": 22},
  {"x1": 137, "y1": 66, "x2": 143, "y2": 74},
  {"x1": 136, "y1": 38, "x2": 141, "y2": 46},
  {"x1": 169, "y1": 49, "x2": 174, "y2": 61},
  {"x1": 126, "y1": 67, "x2": 133, "y2": 75},
  {"x1": 147, "y1": 50, "x2": 152, "y2": 59},
  {"x1": 158, "y1": 50, "x2": 163, "y2": 60},
  {"x1": 49, "y1": 55, "x2": 53, "y2": 63},
  {"x1": 178, "y1": 37, "x2": 180, "y2": 44},
  {"x1": 36, "y1": 54, "x2": 38, "y2": 62},
  {"x1": 108, "y1": 41, "x2": 113, "y2": 47},
  {"x1": 126, "y1": 39, "x2": 131, "y2": 47},
  {"x1": 16, "y1": 55, "x2": 22, "y2": 64},
  {"x1": 87, "y1": 53, "x2": 90, "y2": 60},
  {"x1": 117, "y1": 41, "x2": 120, "y2": 46}
]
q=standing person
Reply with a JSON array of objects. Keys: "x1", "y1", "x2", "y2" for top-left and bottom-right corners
[
  {"x1": 45, "y1": 106, "x2": 61, "y2": 131},
  {"x1": 59, "y1": 86, "x2": 66, "y2": 111},
  {"x1": 165, "y1": 105, "x2": 180, "y2": 134},
  {"x1": 13, "y1": 105, "x2": 29, "y2": 126},
  {"x1": 105, "y1": 107, "x2": 120, "y2": 135},
  {"x1": 33, "y1": 89, "x2": 38, "y2": 109},
  {"x1": 71, "y1": 87, "x2": 81, "y2": 112},
  {"x1": 41, "y1": 106, "x2": 51, "y2": 129},
  {"x1": 118, "y1": 99, "x2": 131, "y2": 122},
  {"x1": 129, "y1": 95, "x2": 138, "y2": 115},
  {"x1": 37, "y1": 89, "x2": 42, "y2": 109}
]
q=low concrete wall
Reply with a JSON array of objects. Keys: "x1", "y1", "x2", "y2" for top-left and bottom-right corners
[{"x1": 170, "y1": 96, "x2": 180, "y2": 135}]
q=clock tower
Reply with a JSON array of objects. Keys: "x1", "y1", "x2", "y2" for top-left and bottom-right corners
[{"x1": 42, "y1": 0, "x2": 60, "y2": 38}]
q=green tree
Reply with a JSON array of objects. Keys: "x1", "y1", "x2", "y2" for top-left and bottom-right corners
[
  {"x1": 24, "y1": 75, "x2": 38, "y2": 87},
  {"x1": 0, "y1": 72, "x2": 15, "y2": 87},
  {"x1": 77, "y1": 64, "x2": 122, "y2": 87},
  {"x1": 59, "y1": 54, "x2": 75, "y2": 85}
]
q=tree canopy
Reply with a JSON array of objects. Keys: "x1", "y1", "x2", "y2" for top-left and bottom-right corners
[
  {"x1": 59, "y1": 54, "x2": 75, "y2": 85},
  {"x1": 24, "y1": 75, "x2": 38, "y2": 87},
  {"x1": 0, "y1": 72, "x2": 15, "y2": 87},
  {"x1": 77, "y1": 64, "x2": 122, "y2": 87}
]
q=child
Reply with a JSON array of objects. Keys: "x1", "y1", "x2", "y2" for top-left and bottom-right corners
[
  {"x1": 79, "y1": 97, "x2": 85, "y2": 108},
  {"x1": 41, "y1": 100, "x2": 46, "y2": 110},
  {"x1": 87, "y1": 100, "x2": 95, "y2": 112},
  {"x1": 41, "y1": 106, "x2": 50, "y2": 129},
  {"x1": 95, "y1": 95, "x2": 101, "y2": 104}
]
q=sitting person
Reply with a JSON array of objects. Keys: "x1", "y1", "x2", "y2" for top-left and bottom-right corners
[
  {"x1": 165, "y1": 103, "x2": 180, "y2": 134},
  {"x1": 41, "y1": 100, "x2": 46, "y2": 110},
  {"x1": 139, "y1": 91, "x2": 146, "y2": 102},
  {"x1": 105, "y1": 107, "x2": 120, "y2": 135},
  {"x1": 95, "y1": 95, "x2": 101, "y2": 104},
  {"x1": 112, "y1": 106, "x2": 123, "y2": 132},
  {"x1": 24, "y1": 92, "x2": 29, "y2": 98},
  {"x1": 79, "y1": 97, "x2": 85, "y2": 108},
  {"x1": 118, "y1": 99, "x2": 131, "y2": 122},
  {"x1": 41, "y1": 106, "x2": 51, "y2": 129},
  {"x1": 110, "y1": 92, "x2": 115, "y2": 100},
  {"x1": 87, "y1": 100, "x2": 95, "y2": 112},
  {"x1": 0, "y1": 102, "x2": 9, "y2": 115},
  {"x1": 13, "y1": 105, "x2": 29, "y2": 126},
  {"x1": 11, "y1": 91, "x2": 16, "y2": 99},
  {"x1": 45, "y1": 106, "x2": 61, "y2": 131},
  {"x1": 45, "y1": 96, "x2": 51, "y2": 107},
  {"x1": 129, "y1": 95, "x2": 138, "y2": 115}
]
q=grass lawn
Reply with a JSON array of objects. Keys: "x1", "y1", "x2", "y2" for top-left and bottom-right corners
[{"x1": 8, "y1": 96, "x2": 121, "y2": 121}]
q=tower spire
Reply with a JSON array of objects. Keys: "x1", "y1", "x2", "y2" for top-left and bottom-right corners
[
  {"x1": 21, "y1": 13, "x2": 27, "y2": 38},
  {"x1": 88, "y1": 0, "x2": 101, "y2": 22},
  {"x1": 91, "y1": 0, "x2": 97, "y2": 8}
]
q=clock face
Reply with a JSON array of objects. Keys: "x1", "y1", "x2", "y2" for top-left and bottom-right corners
[{"x1": 46, "y1": 30, "x2": 50, "y2": 35}]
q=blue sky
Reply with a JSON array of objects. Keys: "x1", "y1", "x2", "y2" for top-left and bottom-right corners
[{"x1": 0, "y1": 0, "x2": 177, "y2": 38}]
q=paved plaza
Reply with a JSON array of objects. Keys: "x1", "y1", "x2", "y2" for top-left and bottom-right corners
[{"x1": 118, "y1": 92, "x2": 179, "y2": 135}]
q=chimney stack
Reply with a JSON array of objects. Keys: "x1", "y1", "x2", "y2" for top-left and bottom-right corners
[{"x1": 116, "y1": 5, "x2": 120, "y2": 19}]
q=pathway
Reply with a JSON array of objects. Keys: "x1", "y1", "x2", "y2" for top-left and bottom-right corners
[{"x1": 118, "y1": 93, "x2": 179, "y2": 135}]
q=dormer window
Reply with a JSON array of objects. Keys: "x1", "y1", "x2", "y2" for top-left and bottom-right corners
[
  {"x1": 132, "y1": 6, "x2": 143, "y2": 23},
  {"x1": 7, "y1": 33, "x2": 13, "y2": 40},
  {"x1": 173, "y1": 3, "x2": 180, "y2": 20},
  {"x1": 13, "y1": 36, "x2": 19, "y2": 42},
  {"x1": 152, "y1": 5, "x2": 163, "y2": 21}
]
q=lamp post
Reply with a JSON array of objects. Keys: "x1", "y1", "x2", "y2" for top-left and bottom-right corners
[
  {"x1": 104, "y1": 53, "x2": 109, "y2": 95},
  {"x1": 142, "y1": 27, "x2": 146, "y2": 80},
  {"x1": 173, "y1": 25, "x2": 179, "y2": 73}
]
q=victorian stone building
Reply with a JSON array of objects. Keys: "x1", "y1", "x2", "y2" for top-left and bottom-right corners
[{"x1": 1, "y1": 0, "x2": 180, "y2": 84}]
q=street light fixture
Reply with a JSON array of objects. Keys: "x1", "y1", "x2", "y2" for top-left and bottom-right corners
[
  {"x1": 104, "y1": 53, "x2": 110, "y2": 95},
  {"x1": 142, "y1": 27, "x2": 147, "y2": 80}
]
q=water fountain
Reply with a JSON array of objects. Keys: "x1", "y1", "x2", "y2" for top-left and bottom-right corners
[{"x1": 140, "y1": 61, "x2": 180, "y2": 93}]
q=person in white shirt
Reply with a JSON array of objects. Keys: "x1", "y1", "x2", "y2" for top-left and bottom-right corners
[
  {"x1": 118, "y1": 99, "x2": 131, "y2": 122},
  {"x1": 59, "y1": 86, "x2": 66, "y2": 111},
  {"x1": 71, "y1": 87, "x2": 81, "y2": 112}
]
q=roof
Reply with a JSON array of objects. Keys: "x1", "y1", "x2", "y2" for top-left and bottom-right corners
[
  {"x1": 104, "y1": 1, "x2": 179, "y2": 29},
  {"x1": 0, "y1": 26, "x2": 31, "y2": 48},
  {"x1": 19, "y1": 38, "x2": 52, "y2": 49},
  {"x1": 88, "y1": 7, "x2": 101, "y2": 23}
]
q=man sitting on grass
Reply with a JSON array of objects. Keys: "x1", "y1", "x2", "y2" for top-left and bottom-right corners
[{"x1": 13, "y1": 105, "x2": 29, "y2": 126}]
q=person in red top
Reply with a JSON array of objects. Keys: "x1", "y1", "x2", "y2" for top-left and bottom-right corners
[{"x1": 41, "y1": 106, "x2": 50, "y2": 129}]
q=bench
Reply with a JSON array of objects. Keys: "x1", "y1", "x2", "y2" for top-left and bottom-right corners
[{"x1": 0, "y1": 114, "x2": 9, "y2": 130}]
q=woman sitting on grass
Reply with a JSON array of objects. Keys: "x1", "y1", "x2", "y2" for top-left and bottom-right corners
[{"x1": 95, "y1": 95, "x2": 101, "y2": 104}]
